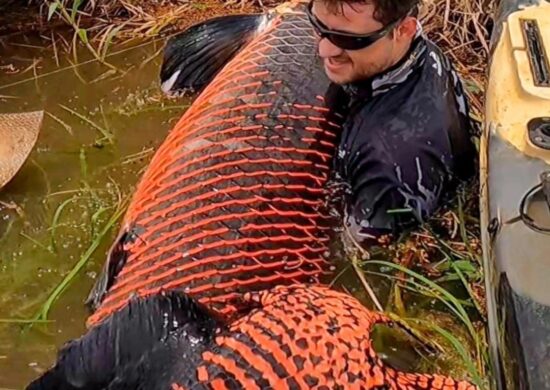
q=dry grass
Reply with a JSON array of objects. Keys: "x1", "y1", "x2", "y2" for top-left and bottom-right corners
[
  {"x1": 0, "y1": 0, "x2": 261, "y2": 44},
  {"x1": 422, "y1": 0, "x2": 494, "y2": 119},
  {"x1": 2, "y1": 0, "x2": 495, "y2": 112}
]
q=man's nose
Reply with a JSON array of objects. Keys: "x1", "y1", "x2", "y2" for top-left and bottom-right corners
[{"x1": 318, "y1": 37, "x2": 344, "y2": 58}]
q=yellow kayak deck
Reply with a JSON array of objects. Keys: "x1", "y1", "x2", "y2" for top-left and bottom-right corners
[{"x1": 481, "y1": 1, "x2": 550, "y2": 388}]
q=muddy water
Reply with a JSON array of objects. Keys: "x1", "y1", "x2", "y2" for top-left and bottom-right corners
[{"x1": 0, "y1": 35, "x2": 191, "y2": 388}]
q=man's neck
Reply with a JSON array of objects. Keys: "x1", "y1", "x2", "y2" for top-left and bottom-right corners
[
  {"x1": 387, "y1": 38, "x2": 414, "y2": 71},
  {"x1": 369, "y1": 20, "x2": 424, "y2": 82},
  {"x1": 342, "y1": 31, "x2": 426, "y2": 98}
]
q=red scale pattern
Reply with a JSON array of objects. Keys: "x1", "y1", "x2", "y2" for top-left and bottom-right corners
[
  {"x1": 171, "y1": 285, "x2": 479, "y2": 390},
  {"x1": 87, "y1": 11, "x2": 342, "y2": 327}
]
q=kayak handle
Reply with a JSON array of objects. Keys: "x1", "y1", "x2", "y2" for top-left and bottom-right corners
[{"x1": 518, "y1": 170, "x2": 550, "y2": 234}]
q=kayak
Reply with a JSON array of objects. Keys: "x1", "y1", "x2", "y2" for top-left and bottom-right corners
[
  {"x1": 481, "y1": 0, "x2": 550, "y2": 388},
  {"x1": 0, "y1": 111, "x2": 43, "y2": 191}
]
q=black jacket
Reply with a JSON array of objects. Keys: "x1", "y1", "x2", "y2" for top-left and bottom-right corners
[{"x1": 327, "y1": 32, "x2": 475, "y2": 243}]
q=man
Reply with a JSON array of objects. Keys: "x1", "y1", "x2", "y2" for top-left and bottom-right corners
[{"x1": 307, "y1": 0, "x2": 476, "y2": 245}]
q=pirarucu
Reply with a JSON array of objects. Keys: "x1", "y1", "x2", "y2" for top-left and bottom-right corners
[{"x1": 26, "y1": 2, "x2": 479, "y2": 389}]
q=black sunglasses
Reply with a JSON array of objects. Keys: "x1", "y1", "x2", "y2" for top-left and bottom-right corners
[{"x1": 305, "y1": 1, "x2": 403, "y2": 51}]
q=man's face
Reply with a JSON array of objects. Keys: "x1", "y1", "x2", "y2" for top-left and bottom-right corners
[{"x1": 310, "y1": 1, "x2": 403, "y2": 84}]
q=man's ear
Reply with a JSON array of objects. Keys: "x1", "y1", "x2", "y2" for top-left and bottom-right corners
[{"x1": 395, "y1": 16, "x2": 418, "y2": 40}]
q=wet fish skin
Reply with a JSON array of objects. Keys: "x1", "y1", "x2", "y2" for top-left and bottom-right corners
[
  {"x1": 24, "y1": 6, "x2": 478, "y2": 389},
  {"x1": 26, "y1": 284, "x2": 479, "y2": 390},
  {"x1": 86, "y1": 3, "x2": 344, "y2": 327}
]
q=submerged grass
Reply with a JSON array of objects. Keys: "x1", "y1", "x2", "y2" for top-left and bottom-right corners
[
  {"x1": 414, "y1": 318, "x2": 484, "y2": 385},
  {"x1": 33, "y1": 195, "x2": 128, "y2": 321},
  {"x1": 48, "y1": 195, "x2": 80, "y2": 252},
  {"x1": 361, "y1": 259, "x2": 488, "y2": 387},
  {"x1": 60, "y1": 104, "x2": 115, "y2": 145},
  {"x1": 366, "y1": 260, "x2": 479, "y2": 345},
  {"x1": 0, "y1": 319, "x2": 53, "y2": 324},
  {"x1": 31, "y1": 140, "x2": 130, "y2": 321}
]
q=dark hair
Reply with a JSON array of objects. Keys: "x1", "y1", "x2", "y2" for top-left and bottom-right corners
[{"x1": 320, "y1": 0, "x2": 419, "y2": 25}]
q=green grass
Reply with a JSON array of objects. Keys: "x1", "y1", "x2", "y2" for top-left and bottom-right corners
[
  {"x1": 346, "y1": 181, "x2": 491, "y2": 388},
  {"x1": 33, "y1": 195, "x2": 128, "y2": 321},
  {"x1": 361, "y1": 260, "x2": 488, "y2": 388},
  {"x1": 46, "y1": 0, "x2": 119, "y2": 69},
  {"x1": 60, "y1": 104, "x2": 115, "y2": 145}
]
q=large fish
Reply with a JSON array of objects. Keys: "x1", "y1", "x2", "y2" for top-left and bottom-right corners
[
  {"x1": 84, "y1": 1, "x2": 345, "y2": 327},
  {"x1": 28, "y1": 284, "x2": 478, "y2": 389},
  {"x1": 26, "y1": 2, "x2": 479, "y2": 389}
]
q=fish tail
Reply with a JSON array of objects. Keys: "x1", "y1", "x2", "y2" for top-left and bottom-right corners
[
  {"x1": 160, "y1": 13, "x2": 272, "y2": 95},
  {"x1": 26, "y1": 292, "x2": 219, "y2": 390}
]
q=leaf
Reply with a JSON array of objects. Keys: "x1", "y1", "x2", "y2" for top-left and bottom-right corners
[
  {"x1": 47, "y1": 1, "x2": 59, "y2": 21},
  {"x1": 99, "y1": 23, "x2": 125, "y2": 60},
  {"x1": 453, "y1": 260, "x2": 477, "y2": 274},
  {"x1": 77, "y1": 28, "x2": 88, "y2": 44},
  {"x1": 71, "y1": 0, "x2": 84, "y2": 20},
  {"x1": 386, "y1": 207, "x2": 413, "y2": 214}
]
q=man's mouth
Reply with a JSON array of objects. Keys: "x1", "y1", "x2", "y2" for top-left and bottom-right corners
[{"x1": 324, "y1": 57, "x2": 349, "y2": 72}]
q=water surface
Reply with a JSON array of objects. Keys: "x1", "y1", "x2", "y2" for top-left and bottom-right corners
[{"x1": 0, "y1": 35, "x2": 190, "y2": 388}]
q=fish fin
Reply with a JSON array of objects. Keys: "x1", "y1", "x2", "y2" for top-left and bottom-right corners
[
  {"x1": 26, "y1": 291, "x2": 220, "y2": 390},
  {"x1": 84, "y1": 229, "x2": 130, "y2": 311},
  {"x1": 160, "y1": 13, "x2": 270, "y2": 95}
]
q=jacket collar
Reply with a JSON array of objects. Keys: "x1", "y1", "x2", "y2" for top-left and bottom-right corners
[{"x1": 342, "y1": 23, "x2": 427, "y2": 99}]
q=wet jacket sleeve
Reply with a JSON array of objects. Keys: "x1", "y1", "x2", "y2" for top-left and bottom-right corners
[
  {"x1": 339, "y1": 106, "x2": 450, "y2": 238},
  {"x1": 334, "y1": 45, "x2": 474, "y2": 241}
]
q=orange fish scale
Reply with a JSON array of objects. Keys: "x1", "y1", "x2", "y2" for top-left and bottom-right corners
[
  {"x1": 169, "y1": 285, "x2": 479, "y2": 389},
  {"x1": 88, "y1": 12, "x2": 343, "y2": 327}
]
